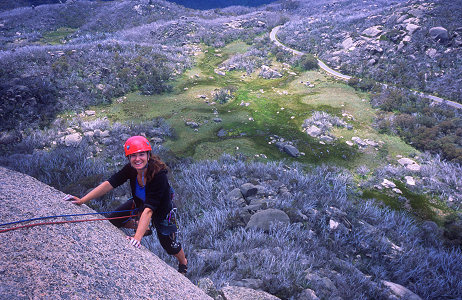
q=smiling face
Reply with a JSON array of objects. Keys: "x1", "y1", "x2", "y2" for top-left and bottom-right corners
[{"x1": 129, "y1": 151, "x2": 149, "y2": 171}]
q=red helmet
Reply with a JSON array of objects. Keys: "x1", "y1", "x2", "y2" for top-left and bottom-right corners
[{"x1": 124, "y1": 136, "x2": 152, "y2": 157}]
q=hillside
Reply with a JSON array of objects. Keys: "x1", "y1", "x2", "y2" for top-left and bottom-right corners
[
  {"x1": 0, "y1": 0, "x2": 462, "y2": 299},
  {"x1": 276, "y1": 0, "x2": 462, "y2": 103}
]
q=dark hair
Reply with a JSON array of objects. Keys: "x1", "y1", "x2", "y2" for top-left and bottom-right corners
[{"x1": 146, "y1": 152, "x2": 168, "y2": 183}]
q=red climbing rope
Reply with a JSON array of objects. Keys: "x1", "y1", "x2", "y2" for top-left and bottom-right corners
[{"x1": 0, "y1": 215, "x2": 137, "y2": 234}]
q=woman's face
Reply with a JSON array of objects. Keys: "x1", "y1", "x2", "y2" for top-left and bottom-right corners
[{"x1": 129, "y1": 152, "x2": 148, "y2": 170}]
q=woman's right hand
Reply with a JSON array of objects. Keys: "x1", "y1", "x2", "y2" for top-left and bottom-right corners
[{"x1": 63, "y1": 194, "x2": 85, "y2": 205}]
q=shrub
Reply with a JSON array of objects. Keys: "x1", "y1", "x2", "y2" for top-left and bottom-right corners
[
  {"x1": 142, "y1": 156, "x2": 462, "y2": 299},
  {"x1": 298, "y1": 53, "x2": 318, "y2": 71},
  {"x1": 213, "y1": 86, "x2": 236, "y2": 104}
]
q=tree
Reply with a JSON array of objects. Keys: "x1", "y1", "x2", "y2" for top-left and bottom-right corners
[{"x1": 298, "y1": 54, "x2": 318, "y2": 71}]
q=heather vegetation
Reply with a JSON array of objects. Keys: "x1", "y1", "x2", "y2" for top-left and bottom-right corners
[
  {"x1": 1, "y1": 0, "x2": 462, "y2": 299},
  {"x1": 370, "y1": 88, "x2": 462, "y2": 164},
  {"x1": 277, "y1": 0, "x2": 462, "y2": 103},
  {"x1": 143, "y1": 157, "x2": 462, "y2": 299}
]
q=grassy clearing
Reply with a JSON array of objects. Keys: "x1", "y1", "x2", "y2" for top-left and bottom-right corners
[
  {"x1": 94, "y1": 41, "x2": 418, "y2": 170},
  {"x1": 40, "y1": 27, "x2": 77, "y2": 45}
]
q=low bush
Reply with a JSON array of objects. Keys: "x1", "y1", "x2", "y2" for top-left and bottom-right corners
[
  {"x1": 142, "y1": 156, "x2": 462, "y2": 299},
  {"x1": 298, "y1": 53, "x2": 318, "y2": 71}
]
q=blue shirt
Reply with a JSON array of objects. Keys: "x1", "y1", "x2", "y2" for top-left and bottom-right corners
[{"x1": 135, "y1": 181, "x2": 146, "y2": 203}]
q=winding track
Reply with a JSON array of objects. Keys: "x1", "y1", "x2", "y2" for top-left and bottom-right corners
[{"x1": 270, "y1": 26, "x2": 462, "y2": 110}]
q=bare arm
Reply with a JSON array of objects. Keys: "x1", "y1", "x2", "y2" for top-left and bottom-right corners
[
  {"x1": 133, "y1": 207, "x2": 153, "y2": 241},
  {"x1": 64, "y1": 181, "x2": 113, "y2": 205}
]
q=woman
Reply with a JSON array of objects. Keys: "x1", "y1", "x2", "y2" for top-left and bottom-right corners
[{"x1": 64, "y1": 135, "x2": 188, "y2": 275}]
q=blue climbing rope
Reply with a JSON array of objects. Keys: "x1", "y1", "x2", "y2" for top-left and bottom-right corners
[{"x1": 0, "y1": 209, "x2": 137, "y2": 227}]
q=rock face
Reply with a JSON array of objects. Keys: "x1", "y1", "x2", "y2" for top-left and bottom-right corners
[{"x1": 0, "y1": 167, "x2": 211, "y2": 300}]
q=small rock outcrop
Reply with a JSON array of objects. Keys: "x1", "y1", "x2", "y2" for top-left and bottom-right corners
[{"x1": 259, "y1": 65, "x2": 282, "y2": 79}]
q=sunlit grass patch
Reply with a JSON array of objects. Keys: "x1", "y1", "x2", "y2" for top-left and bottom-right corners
[
  {"x1": 40, "y1": 27, "x2": 77, "y2": 45},
  {"x1": 362, "y1": 181, "x2": 453, "y2": 224},
  {"x1": 221, "y1": 40, "x2": 251, "y2": 55},
  {"x1": 192, "y1": 138, "x2": 262, "y2": 161}
]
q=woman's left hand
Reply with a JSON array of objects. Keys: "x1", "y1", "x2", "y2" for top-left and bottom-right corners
[{"x1": 127, "y1": 236, "x2": 141, "y2": 248}]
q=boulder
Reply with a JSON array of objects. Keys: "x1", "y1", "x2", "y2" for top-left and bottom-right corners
[
  {"x1": 240, "y1": 183, "x2": 258, "y2": 198},
  {"x1": 305, "y1": 273, "x2": 337, "y2": 294},
  {"x1": 246, "y1": 208, "x2": 290, "y2": 232},
  {"x1": 398, "y1": 157, "x2": 416, "y2": 166},
  {"x1": 297, "y1": 289, "x2": 319, "y2": 300},
  {"x1": 306, "y1": 125, "x2": 322, "y2": 137},
  {"x1": 362, "y1": 25, "x2": 383, "y2": 37},
  {"x1": 185, "y1": 121, "x2": 200, "y2": 128},
  {"x1": 408, "y1": 8, "x2": 425, "y2": 18},
  {"x1": 214, "y1": 69, "x2": 226, "y2": 76},
  {"x1": 382, "y1": 281, "x2": 422, "y2": 300},
  {"x1": 406, "y1": 164, "x2": 421, "y2": 172},
  {"x1": 63, "y1": 133, "x2": 82, "y2": 147},
  {"x1": 259, "y1": 65, "x2": 282, "y2": 79},
  {"x1": 398, "y1": 158, "x2": 421, "y2": 171},
  {"x1": 342, "y1": 37, "x2": 354, "y2": 49},
  {"x1": 99, "y1": 130, "x2": 110, "y2": 138},
  {"x1": 392, "y1": 188, "x2": 403, "y2": 194},
  {"x1": 406, "y1": 23, "x2": 421, "y2": 35},
  {"x1": 221, "y1": 286, "x2": 280, "y2": 300},
  {"x1": 365, "y1": 44, "x2": 383, "y2": 55},
  {"x1": 381, "y1": 179, "x2": 396, "y2": 189},
  {"x1": 352, "y1": 137, "x2": 368, "y2": 147},
  {"x1": 364, "y1": 139, "x2": 379, "y2": 147},
  {"x1": 283, "y1": 144, "x2": 300, "y2": 157},
  {"x1": 320, "y1": 135, "x2": 334, "y2": 143},
  {"x1": 83, "y1": 131, "x2": 95, "y2": 138},
  {"x1": 429, "y1": 27, "x2": 449, "y2": 42},
  {"x1": 405, "y1": 176, "x2": 416, "y2": 186},
  {"x1": 329, "y1": 219, "x2": 339, "y2": 230},
  {"x1": 227, "y1": 188, "x2": 246, "y2": 207},
  {"x1": 198, "y1": 278, "x2": 222, "y2": 299}
]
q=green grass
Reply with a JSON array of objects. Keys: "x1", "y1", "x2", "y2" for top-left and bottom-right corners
[
  {"x1": 90, "y1": 41, "x2": 420, "y2": 170},
  {"x1": 40, "y1": 27, "x2": 77, "y2": 45},
  {"x1": 362, "y1": 181, "x2": 453, "y2": 224}
]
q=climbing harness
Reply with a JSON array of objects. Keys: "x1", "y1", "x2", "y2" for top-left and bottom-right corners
[{"x1": 0, "y1": 209, "x2": 138, "y2": 234}]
